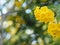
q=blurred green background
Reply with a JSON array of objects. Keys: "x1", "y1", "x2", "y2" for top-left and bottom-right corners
[{"x1": 0, "y1": 0, "x2": 60, "y2": 45}]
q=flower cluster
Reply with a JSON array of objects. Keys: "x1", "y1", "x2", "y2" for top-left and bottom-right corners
[
  {"x1": 47, "y1": 22, "x2": 60, "y2": 38},
  {"x1": 34, "y1": 6, "x2": 54, "y2": 23},
  {"x1": 34, "y1": 6, "x2": 60, "y2": 39}
]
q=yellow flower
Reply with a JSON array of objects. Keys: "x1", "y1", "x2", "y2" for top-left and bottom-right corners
[
  {"x1": 34, "y1": 6, "x2": 55, "y2": 23},
  {"x1": 15, "y1": 0, "x2": 23, "y2": 9},
  {"x1": 34, "y1": 6, "x2": 40, "y2": 20},
  {"x1": 47, "y1": 22, "x2": 60, "y2": 38},
  {"x1": 15, "y1": 15, "x2": 25, "y2": 24}
]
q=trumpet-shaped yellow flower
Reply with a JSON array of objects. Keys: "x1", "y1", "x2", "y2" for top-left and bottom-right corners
[
  {"x1": 47, "y1": 22, "x2": 60, "y2": 38},
  {"x1": 34, "y1": 6, "x2": 55, "y2": 23}
]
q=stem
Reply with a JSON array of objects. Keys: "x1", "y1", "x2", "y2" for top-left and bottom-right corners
[{"x1": 0, "y1": 10, "x2": 5, "y2": 45}]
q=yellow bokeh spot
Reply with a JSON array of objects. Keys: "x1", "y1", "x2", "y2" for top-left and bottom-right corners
[
  {"x1": 15, "y1": 15, "x2": 25, "y2": 24},
  {"x1": 15, "y1": 0, "x2": 23, "y2": 9},
  {"x1": 10, "y1": 27, "x2": 18, "y2": 35},
  {"x1": 7, "y1": 20, "x2": 13, "y2": 26},
  {"x1": 0, "y1": 16, "x2": 2, "y2": 20}
]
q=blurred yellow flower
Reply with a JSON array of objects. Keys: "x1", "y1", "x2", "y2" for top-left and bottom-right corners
[
  {"x1": 15, "y1": 15, "x2": 25, "y2": 24},
  {"x1": 10, "y1": 36, "x2": 19, "y2": 43},
  {"x1": 34, "y1": 6, "x2": 55, "y2": 23},
  {"x1": 10, "y1": 27, "x2": 18, "y2": 35},
  {"x1": 0, "y1": 16, "x2": 2, "y2": 20},
  {"x1": 38, "y1": 37, "x2": 44, "y2": 45},
  {"x1": 15, "y1": 23, "x2": 20, "y2": 28},
  {"x1": 15, "y1": 0, "x2": 23, "y2": 9},
  {"x1": 10, "y1": 37, "x2": 16, "y2": 43},
  {"x1": 3, "y1": 20, "x2": 13, "y2": 28},
  {"x1": 47, "y1": 22, "x2": 60, "y2": 38},
  {"x1": 7, "y1": 20, "x2": 13, "y2": 26}
]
